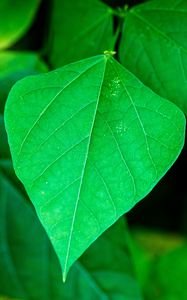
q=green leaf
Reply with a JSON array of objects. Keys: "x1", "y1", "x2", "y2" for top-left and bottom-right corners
[
  {"x1": 0, "y1": 171, "x2": 50, "y2": 299},
  {"x1": 0, "y1": 297, "x2": 21, "y2": 300},
  {"x1": 46, "y1": 0, "x2": 114, "y2": 67},
  {"x1": 132, "y1": 230, "x2": 187, "y2": 300},
  {"x1": 0, "y1": 51, "x2": 48, "y2": 113},
  {"x1": 0, "y1": 0, "x2": 41, "y2": 50},
  {"x1": 0, "y1": 52, "x2": 48, "y2": 187},
  {"x1": 78, "y1": 218, "x2": 142, "y2": 300},
  {"x1": 119, "y1": 0, "x2": 187, "y2": 115},
  {"x1": 0, "y1": 171, "x2": 142, "y2": 300},
  {"x1": 5, "y1": 54, "x2": 185, "y2": 279},
  {"x1": 152, "y1": 245, "x2": 187, "y2": 300}
]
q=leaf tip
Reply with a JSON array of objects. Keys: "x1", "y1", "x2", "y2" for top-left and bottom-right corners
[{"x1": 62, "y1": 272, "x2": 67, "y2": 283}]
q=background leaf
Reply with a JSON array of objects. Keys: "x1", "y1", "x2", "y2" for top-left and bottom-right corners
[
  {"x1": 119, "y1": 0, "x2": 187, "y2": 114},
  {"x1": 0, "y1": 171, "x2": 142, "y2": 300},
  {"x1": 0, "y1": 115, "x2": 10, "y2": 159},
  {"x1": 46, "y1": 0, "x2": 115, "y2": 67},
  {"x1": 0, "y1": 0, "x2": 41, "y2": 50},
  {"x1": 5, "y1": 54, "x2": 185, "y2": 278},
  {"x1": 131, "y1": 229, "x2": 187, "y2": 300},
  {"x1": 0, "y1": 297, "x2": 21, "y2": 300},
  {"x1": 0, "y1": 51, "x2": 48, "y2": 113}
]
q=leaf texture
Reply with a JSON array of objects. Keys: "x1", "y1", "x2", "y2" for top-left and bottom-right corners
[
  {"x1": 47, "y1": 0, "x2": 114, "y2": 67},
  {"x1": 5, "y1": 54, "x2": 185, "y2": 278},
  {"x1": 119, "y1": 0, "x2": 187, "y2": 114}
]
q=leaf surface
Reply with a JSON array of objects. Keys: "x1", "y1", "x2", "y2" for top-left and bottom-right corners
[
  {"x1": 119, "y1": 0, "x2": 187, "y2": 114},
  {"x1": 0, "y1": 171, "x2": 141, "y2": 300},
  {"x1": 47, "y1": 0, "x2": 114, "y2": 67},
  {"x1": 5, "y1": 54, "x2": 185, "y2": 278},
  {"x1": 0, "y1": 0, "x2": 41, "y2": 50}
]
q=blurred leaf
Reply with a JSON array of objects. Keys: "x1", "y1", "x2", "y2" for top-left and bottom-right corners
[
  {"x1": 119, "y1": 0, "x2": 187, "y2": 115},
  {"x1": 0, "y1": 171, "x2": 142, "y2": 300},
  {"x1": 0, "y1": 297, "x2": 20, "y2": 300},
  {"x1": 47, "y1": 0, "x2": 115, "y2": 67},
  {"x1": 152, "y1": 245, "x2": 187, "y2": 300},
  {"x1": 0, "y1": 172, "x2": 52, "y2": 300},
  {"x1": 131, "y1": 229, "x2": 187, "y2": 300},
  {"x1": 0, "y1": 51, "x2": 48, "y2": 112},
  {"x1": 5, "y1": 54, "x2": 185, "y2": 278},
  {"x1": 78, "y1": 219, "x2": 143, "y2": 300},
  {"x1": 0, "y1": 114, "x2": 10, "y2": 158},
  {"x1": 133, "y1": 230, "x2": 184, "y2": 255},
  {"x1": 0, "y1": 157, "x2": 27, "y2": 198},
  {"x1": 0, "y1": 0, "x2": 41, "y2": 50}
]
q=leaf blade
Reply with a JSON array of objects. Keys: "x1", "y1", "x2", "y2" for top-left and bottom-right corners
[
  {"x1": 46, "y1": 0, "x2": 114, "y2": 67},
  {"x1": 5, "y1": 55, "x2": 185, "y2": 278},
  {"x1": 119, "y1": 0, "x2": 187, "y2": 115},
  {"x1": 0, "y1": 0, "x2": 41, "y2": 50}
]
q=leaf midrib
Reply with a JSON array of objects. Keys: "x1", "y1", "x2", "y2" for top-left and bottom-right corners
[
  {"x1": 63, "y1": 57, "x2": 107, "y2": 279},
  {"x1": 130, "y1": 8, "x2": 187, "y2": 55},
  {"x1": 71, "y1": 12, "x2": 111, "y2": 44}
]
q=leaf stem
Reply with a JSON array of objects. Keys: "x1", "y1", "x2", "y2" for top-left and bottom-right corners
[
  {"x1": 109, "y1": 5, "x2": 129, "y2": 19},
  {"x1": 104, "y1": 50, "x2": 116, "y2": 57}
]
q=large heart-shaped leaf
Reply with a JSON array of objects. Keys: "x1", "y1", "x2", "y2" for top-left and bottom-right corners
[
  {"x1": 5, "y1": 54, "x2": 185, "y2": 279},
  {"x1": 0, "y1": 170, "x2": 142, "y2": 299},
  {"x1": 0, "y1": 0, "x2": 41, "y2": 50},
  {"x1": 47, "y1": 0, "x2": 114, "y2": 67},
  {"x1": 119, "y1": 0, "x2": 187, "y2": 115}
]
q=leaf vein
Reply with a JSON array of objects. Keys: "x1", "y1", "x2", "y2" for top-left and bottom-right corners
[
  {"x1": 98, "y1": 112, "x2": 137, "y2": 202},
  {"x1": 131, "y1": 9, "x2": 187, "y2": 54},
  {"x1": 16, "y1": 59, "x2": 101, "y2": 166},
  {"x1": 112, "y1": 61, "x2": 158, "y2": 179},
  {"x1": 30, "y1": 136, "x2": 89, "y2": 188},
  {"x1": 36, "y1": 100, "x2": 96, "y2": 151},
  {"x1": 62, "y1": 59, "x2": 107, "y2": 279},
  {"x1": 92, "y1": 163, "x2": 117, "y2": 219}
]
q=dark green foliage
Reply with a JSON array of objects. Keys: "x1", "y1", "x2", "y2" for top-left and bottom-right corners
[{"x1": 0, "y1": 0, "x2": 187, "y2": 299}]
